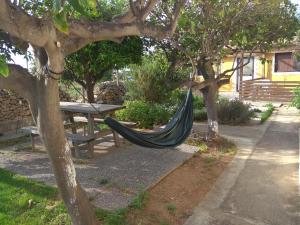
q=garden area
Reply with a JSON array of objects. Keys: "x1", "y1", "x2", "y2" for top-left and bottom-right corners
[{"x1": 0, "y1": 0, "x2": 299, "y2": 225}]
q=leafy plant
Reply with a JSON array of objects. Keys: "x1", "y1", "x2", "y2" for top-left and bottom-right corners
[
  {"x1": 291, "y1": 87, "x2": 300, "y2": 109},
  {"x1": 260, "y1": 103, "x2": 275, "y2": 123},
  {"x1": 217, "y1": 98, "x2": 255, "y2": 125},
  {"x1": 129, "y1": 192, "x2": 148, "y2": 209},
  {"x1": 194, "y1": 108, "x2": 207, "y2": 121},
  {"x1": 166, "y1": 203, "x2": 176, "y2": 214},
  {"x1": 115, "y1": 100, "x2": 170, "y2": 128},
  {"x1": 125, "y1": 52, "x2": 172, "y2": 104}
]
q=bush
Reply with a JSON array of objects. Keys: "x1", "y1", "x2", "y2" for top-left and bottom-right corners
[
  {"x1": 217, "y1": 98, "x2": 254, "y2": 124},
  {"x1": 115, "y1": 100, "x2": 170, "y2": 128},
  {"x1": 291, "y1": 87, "x2": 300, "y2": 109},
  {"x1": 194, "y1": 108, "x2": 207, "y2": 121},
  {"x1": 260, "y1": 103, "x2": 275, "y2": 123},
  {"x1": 167, "y1": 89, "x2": 205, "y2": 115},
  {"x1": 125, "y1": 52, "x2": 172, "y2": 103}
]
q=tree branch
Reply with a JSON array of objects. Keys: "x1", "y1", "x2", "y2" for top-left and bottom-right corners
[
  {"x1": 0, "y1": 0, "x2": 52, "y2": 47},
  {"x1": 0, "y1": 64, "x2": 36, "y2": 102},
  {"x1": 63, "y1": 0, "x2": 187, "y2": 55}
]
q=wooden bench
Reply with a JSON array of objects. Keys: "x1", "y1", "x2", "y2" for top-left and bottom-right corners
[
  {"x1": 20, "y1": 126, "x2": 95, "y2": 158},
  {"x1": 73, "y1": 116, "x2": 136, "y2": 146},
  {"x1": 20, "y1": 126, "x2": 39, "y2": 152},
  {"x1": 65, "y1": 133, "x2": 95, "y2": 158}
]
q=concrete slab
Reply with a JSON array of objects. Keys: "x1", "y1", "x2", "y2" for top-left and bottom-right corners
[{"x1": 185, "y1": 106, "x2": 300, "y2": 225}]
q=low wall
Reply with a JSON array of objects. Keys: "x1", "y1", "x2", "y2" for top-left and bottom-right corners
[{"x1": 0, "y1": 89, "x2": 72, "y2": 133}]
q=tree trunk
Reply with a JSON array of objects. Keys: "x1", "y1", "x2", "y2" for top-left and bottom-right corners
[
  {"x1": 202, "y1": 83, "x2": 219, "y2": 139},
  {"x1": 30, "y1": 47, "x2": 100, "y2": 225},
  {"x1": 35, "y1": 76, "x2": 100, "y2": 225},
  {"x1": 85, "y1": 76, "x2": 95, "y2": 103},
  {"x1": 86, "y1": 82, "x2": 95, "y2": 103},
  {"x1": 198, "y1": 60, "x2": 219, "y2": 139}
]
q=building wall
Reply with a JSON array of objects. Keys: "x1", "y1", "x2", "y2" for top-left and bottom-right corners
[{"x1": 219, "y1": 51, "x2": 300, "y2": 92}]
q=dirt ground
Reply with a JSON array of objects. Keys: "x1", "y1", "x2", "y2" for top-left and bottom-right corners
[{"x1": 127, "y1": 137, "x2": 236, "y2": 225}]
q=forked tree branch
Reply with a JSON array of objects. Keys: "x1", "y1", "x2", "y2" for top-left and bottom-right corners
[
  {"x1": 64, "y1": 0, "x2": 187, "y2": 55},
  {"x1": 0, "y1": 0, "x2": 52, "y2": 47}
]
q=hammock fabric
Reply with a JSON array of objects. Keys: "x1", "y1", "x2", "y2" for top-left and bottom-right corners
[{"x1": 104, "y1": 88, "x2": 193, "y2": 148}]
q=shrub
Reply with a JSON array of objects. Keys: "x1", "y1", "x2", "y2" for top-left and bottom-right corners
[
  {"x1": 115, "y1": 100, "x2": 170, "y2": 128},
  {"x1": 125, "y1": 52, "x2": 173, "y2": 103},
  {"x1": 167, "y1": 89, "x2": 205, "y2": 115},
  {"x1": 217, "y1": 98, "x2": 254, "y2": 124},
  {"x1": 194, "y1": 108, "x2": 207, "y2": 121},
  {"x1": 260, "y1": 103, "x2": 275, "y2": 123},
  {"x1": 291, "y1": 86, "x2": 300, "y2": 109}
]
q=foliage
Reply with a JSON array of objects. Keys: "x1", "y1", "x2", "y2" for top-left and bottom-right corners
[
  {"x1": 63, "y1": 36, "x2": 143, "y2": 86},
  {"x1": 115, "y1": 100, "x2": 170, "y2": 129},
  {"x1": 125, "y1": 52, "x2": 175, "y2": 103},
  {"x1": 260, "y1": 103, "x2": 275, "y2": 123},
  {"x1": 217, "y1": 98, "x2": 255, "y2": 124},
  {"x1": 0, "y1": 168, "x2": 71, "y2": 225},
  {"x1": 194, "y1": 108, "x2": 207, "y2": 121},
  {"x1": 96, "y1": 208, "x2": 128, "y2": 225},
  {"x1": 291, "y1": 86, "x2": 300, "y2": 109},
  {"x1": 129, "y1": 192, "x2": 149, "y2": 209}
]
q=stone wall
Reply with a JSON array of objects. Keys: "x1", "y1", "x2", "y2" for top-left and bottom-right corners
[
  {"x1": 0, "y1": 89, "x2": 72, "y2": 133},
  {"x1": 95, "y1": 81, "x2": 126, "y2": 105}
]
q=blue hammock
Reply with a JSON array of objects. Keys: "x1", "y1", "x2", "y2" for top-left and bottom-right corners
[{"x1": 104, "y1": 88, "x2": 193, "y2": 148}]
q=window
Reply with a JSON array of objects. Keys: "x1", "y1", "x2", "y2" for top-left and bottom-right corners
[{"x1": 274, "y1": 52, "x2": 300, "y2": 72}]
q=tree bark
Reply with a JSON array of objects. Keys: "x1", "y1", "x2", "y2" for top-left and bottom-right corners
[
  {"x1": 202, "y1": 83, "x2": 219, "y2": 139},
  {"x1": 35, "y1": 76, "x2": 99, "y2": 225},
  {"x1": 85, "y1": 78, "x2": 96, "y2": 103},
  {"x1": 198, "y1": 60, "x2": 219, "y2": 139}
]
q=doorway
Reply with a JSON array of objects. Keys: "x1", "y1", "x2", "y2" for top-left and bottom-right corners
[{"x1": 236, "y1": 57, "x2": 254, "y2": 91}]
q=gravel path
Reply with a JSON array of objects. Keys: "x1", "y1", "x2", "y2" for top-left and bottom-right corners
[{"x1": 0, "y1": 135, "x2": 198, "y2": 209}]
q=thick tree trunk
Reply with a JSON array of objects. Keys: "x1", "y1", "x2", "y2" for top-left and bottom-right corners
[
  {"x1": 202, "y1": 83, "x2": 219, "y2": 139},
  {"x1": 35, "y1": 76, "x2": 100, "y2": 225},
  {"x1": 29, "y1": 46, "x2": 100, "y2": 225}
]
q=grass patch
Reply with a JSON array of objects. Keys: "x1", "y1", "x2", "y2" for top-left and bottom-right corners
[
  {"x1": 166, "y1": 203, "x2": 176, "y2": 214},
  {"x1": 260, "y1": 103, "x2": 275, "y2": 124},
  {"x1": 0, "y1": 168, "x2": 71, "y2": 225},
  {"x1": 96, "y1": 208, "x2": 128, "y2": 225},
  {"x1": 129, "y1": 192, "x2": 148, "y2": 209}
]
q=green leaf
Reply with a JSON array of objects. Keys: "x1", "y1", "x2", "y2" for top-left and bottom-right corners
[
  {"x1": 85, "y1": 0, "x2": 96, "y2": 8},
  {"x1": 52, "y1": 0, "x2": 62, "y2": 13},
  {"x1": 68, "y1": 0, "x2": 88, "y2": 16},
  {"x1": 53, "y1": 11, "x2": 69, "y2": 34},
  {"x1": 0, "y1": 59, "x2": 9, "y2": 77}
]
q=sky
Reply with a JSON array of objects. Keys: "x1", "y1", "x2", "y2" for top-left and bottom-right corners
[{"x1": 11, "y1": 0, "x2": 300, "y2": 68}]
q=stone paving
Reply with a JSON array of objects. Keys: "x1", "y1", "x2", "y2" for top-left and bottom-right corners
[{"x1": 0, "y1": 134, "x2": 198, "y2": 209}]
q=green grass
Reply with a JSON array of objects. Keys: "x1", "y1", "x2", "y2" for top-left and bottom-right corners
[
  {"x1": 0, "y1": 168, "x2": 133, "y2": 225},
  {"x1": 165, "y1": 203, "x2": 176, "y2": 214},
  {"x1": 96, "y1": 208, "x2": 128, "y2": 225},
  {"x1": 260, "y1": 103, "x2": 275, "y2": 123},
  {"x1": 0, "y1": 168, "x2": 71, "y2": 225},
  {"x1": 129, "y1": 191, "x2": 148, "y2": 209}
]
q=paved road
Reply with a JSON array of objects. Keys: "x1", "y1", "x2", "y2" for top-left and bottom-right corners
[{"x1": 186, "y1": 107, "x2": 300, "y2": 225}]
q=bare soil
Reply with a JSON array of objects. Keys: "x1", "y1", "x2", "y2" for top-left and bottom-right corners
[{"x1": 126, "y1": 137, "x2": 236, "y2": 225}]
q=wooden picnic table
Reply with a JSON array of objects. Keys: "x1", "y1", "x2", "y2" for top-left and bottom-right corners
[{"x1": 60, "y1": 102, "x2": 125, "y2": 137}]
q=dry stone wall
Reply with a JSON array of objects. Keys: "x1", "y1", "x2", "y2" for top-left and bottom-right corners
[
  {"x1": 0, "y1": 89, "x2": 72, "y2": 133},
  {"x1": 95, "y1": 81, "x2": 126, "y2": 105}
]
